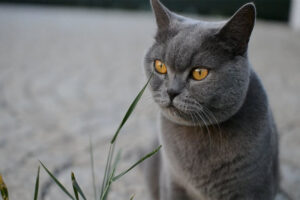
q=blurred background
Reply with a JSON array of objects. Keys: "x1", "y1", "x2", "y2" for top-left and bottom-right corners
[
  {"x1": 0, "y1": 0, "x2": 300, "y2": 200},
  {"x1": 0, "y1": 0, "x2": 293, "y2": 21}
]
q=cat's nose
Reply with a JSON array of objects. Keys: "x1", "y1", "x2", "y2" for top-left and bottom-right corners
[{"x1": 167, "y1": 88, "x2": 180, "y2": 101}]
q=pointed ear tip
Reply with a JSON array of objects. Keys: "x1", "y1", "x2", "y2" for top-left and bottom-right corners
[
  {"x1": 243, "y1": 2, "x2": 257, "y2": 14},
  {"x1": 245, "y1": 2, "x2": 256, "y2": 7},
  {"x1": 237, "y1": 2, "x2": 256, "y2": 19},
  {"x1": 150, "y1": 0, "x2": 165, "y2": 11}
]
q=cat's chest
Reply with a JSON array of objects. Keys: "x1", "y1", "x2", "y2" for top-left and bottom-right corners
[
  {"x1": 160, "y1": 118, "x2": 234, "y2": 172},
  {"x1": 160, "y1": 116, "x2": 242, "y2": 198},
  {"x1": 162, "y1": 132, "x2": 231, "y2": 183}
]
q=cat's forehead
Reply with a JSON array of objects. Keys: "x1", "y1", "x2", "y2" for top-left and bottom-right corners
[{"x1": 161, "y1": 21, "x2": 222, "y2": 71}]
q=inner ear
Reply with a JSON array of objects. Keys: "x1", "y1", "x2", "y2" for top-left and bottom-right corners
[{"x1": 217, "y1": 3, "x2": 256, "y2": 56}]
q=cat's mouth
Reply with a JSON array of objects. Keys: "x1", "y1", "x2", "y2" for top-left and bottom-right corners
[
  {"x1": 153, "y1": 97, "x2": 203, "y2": 125},
  {"x1": 160, "y1": 101, "x2": 210, "y2": 126},
  {"x1": 166, "y1": 102, "x2": 182, "y2": 113},
  {"x1": 161, "y1": 103, "x2": 194, "y2": 123},
  {"x1": 161, "y1": 106, "x2": 195, "y2": 126}
]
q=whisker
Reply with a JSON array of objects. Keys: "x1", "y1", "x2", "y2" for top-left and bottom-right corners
[
  {"x1": 191, "y1": 101, "x2": 223, "y2": 147},
  {"x1": 201, "y1": 106, "x2": 224, "y2": 148},
  {"x1": 195, "y1": 111, "x2": 213, "y2": 154},
  {"x1": 191, "y1": 111, "x2": 203, "y2": 133},
  {"x1": 201, "y1": 108, "x2": 224, "y2": 151},
  {"x1": 190, "y1": 111, "x2": 199, "y2": 129}
]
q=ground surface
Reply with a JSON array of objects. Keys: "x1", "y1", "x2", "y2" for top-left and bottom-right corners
[{"x1": 0, "y1": 4, "x2": 300, "y2": 200}]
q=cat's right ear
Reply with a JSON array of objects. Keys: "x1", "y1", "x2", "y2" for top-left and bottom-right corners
[{"x1": 151, "y1": 0, "x2": 172, "y2": 30}]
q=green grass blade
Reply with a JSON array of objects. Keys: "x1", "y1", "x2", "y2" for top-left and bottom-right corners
[
  {"x1": 0, "y1": 174, "x2": 9, "y2": 200},
  {"x1": 130, "y1": 194, "x2": 135, "y2": 200},
  {"x1": 40, "y1": 161, "x2": 75, "y2": 200},
  {"x1": 112, "y1": 150, "x2": 121, "y2": 175},
  {"x1": 100, "y1": 73, "x2": 152, "y2": 200},
  {"x1": 112, "y1": 145, "x2": 161, "y2": 182},
  {"x1": 111, "y1": 73, "x2": 153, "y2": 144},
  {"x1": 33, "y1": 166, "x2": 40, "y2": 200},
  {"x1": 71, "y1": 173, "x2": 79, "y2": 200},
  {"x1": 100, "y1": 171, "x2": 114, "y2": 200},
  {"x1": 99, "y1": 144, "x2": 114, "y2": 199},
  {"x1": 100, "y1": 164, "x2": 117, "y2": 200},
  {"x1": 100, "y1": 150, "x2": 121, "y2": 200},
  {"x1": 71, "y1": 172, "x2": 87, "y2": 200},
  {"x1": 89, "y1": 136, "x2": 97, "y2": 200},
  {"x1": 99, "y1": 177, "x2": 112, "y2": 200}
]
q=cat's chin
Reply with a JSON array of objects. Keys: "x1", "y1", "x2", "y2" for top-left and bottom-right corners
[{"x1": 160, "y1": 106, "x2": 200, "y2": 126}]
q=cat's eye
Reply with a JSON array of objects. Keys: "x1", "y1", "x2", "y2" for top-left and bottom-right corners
[
  {"x1": 192, "y1": 68, "x2": 209, "y2": 81},
  {"x1": 154, "y1": 60, "x2": 167, "y2": 74}
]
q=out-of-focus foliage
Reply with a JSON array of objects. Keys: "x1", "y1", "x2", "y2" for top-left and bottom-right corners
[{"x1": 0, "y1": 0, "x2": 291, "y2": 21}]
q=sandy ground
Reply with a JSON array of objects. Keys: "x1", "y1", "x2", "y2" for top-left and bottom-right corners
[{"x1": 0, "y1": 4, "x2": 300, "y2": 200}]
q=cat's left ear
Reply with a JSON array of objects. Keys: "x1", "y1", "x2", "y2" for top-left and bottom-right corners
[{"x1": 217, "y1": 3, "x2": 256, "y2": 55}]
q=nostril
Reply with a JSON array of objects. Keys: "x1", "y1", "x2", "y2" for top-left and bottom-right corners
[{"x1": 167, "y1": 89, "x2": 180, "y2": 101}]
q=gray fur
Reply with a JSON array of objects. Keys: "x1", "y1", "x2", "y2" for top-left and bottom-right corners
[{"x1": 143, "y1": 0, "x2": 280, "y2": 199}]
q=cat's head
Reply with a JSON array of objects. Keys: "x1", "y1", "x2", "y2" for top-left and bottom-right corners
[{"x1": 144, "y1": 0, "x2": 256, "y2": 126}]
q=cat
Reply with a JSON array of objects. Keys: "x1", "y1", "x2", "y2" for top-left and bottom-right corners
[{"x1": 143, "y1": 0, "x2": 282, "y2": 199}]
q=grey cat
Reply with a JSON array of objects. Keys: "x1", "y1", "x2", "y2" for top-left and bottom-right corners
[{"x1": 143, "y1": 0, "x2": 282, "y2": 199}]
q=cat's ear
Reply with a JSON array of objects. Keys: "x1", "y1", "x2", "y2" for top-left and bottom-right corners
[
  {"x1": 151, "y1": 0, "x2": 172, "y2": 29},
  {"x1": 217, "y1": 3, "x2": 256, "y2": 55}
]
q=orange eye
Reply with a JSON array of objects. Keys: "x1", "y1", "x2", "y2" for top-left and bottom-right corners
[
  {"x1": 154, "y1": 60, "x2": 167, "y2": 74},
  {"x1": 192, "y1": 68, "x2": 209, "y2": 81}
]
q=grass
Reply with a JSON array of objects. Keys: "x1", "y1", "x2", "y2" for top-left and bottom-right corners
[
  {"x1": 0, "y1": 73, "x2": 160, "y2": 200},
  {"x1": 0, "y1": 175, "x2": 8, "y2": 200}
]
